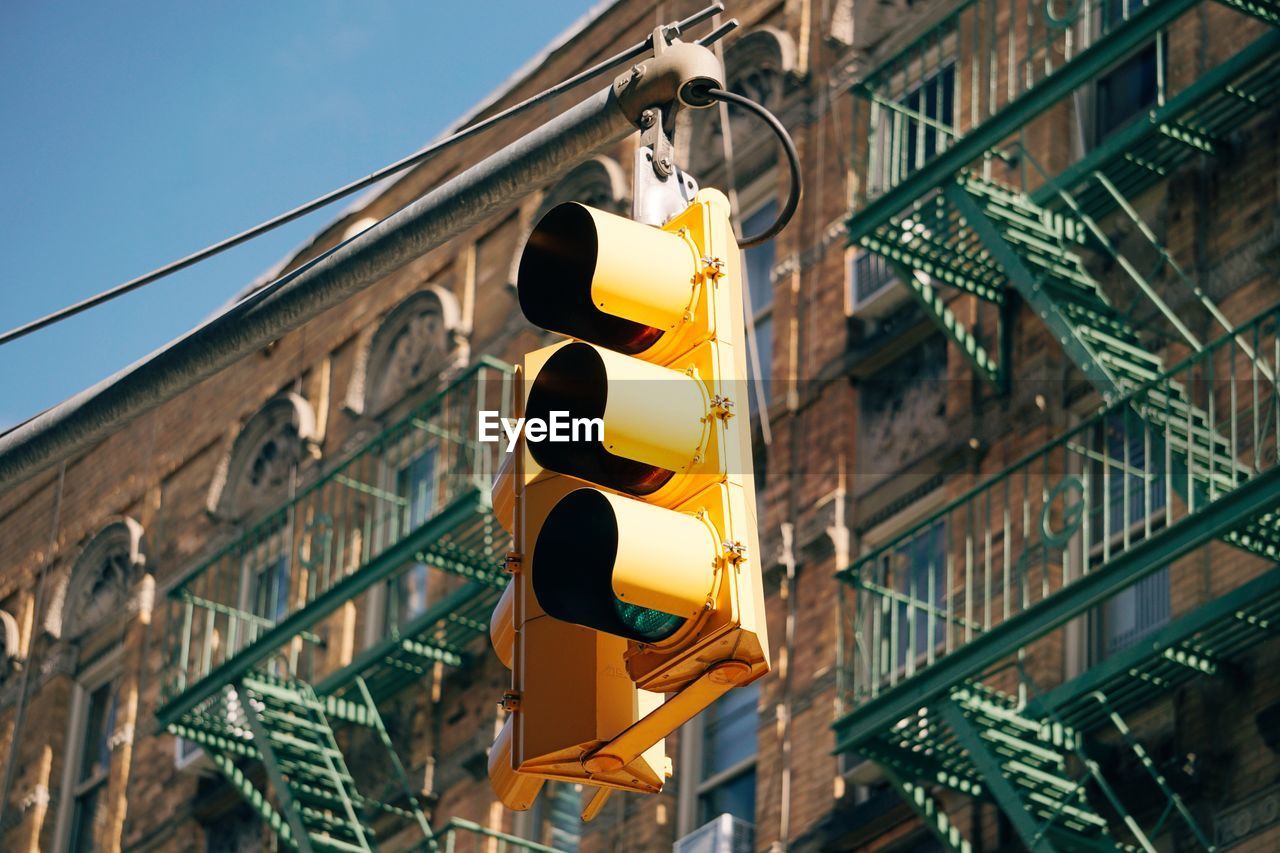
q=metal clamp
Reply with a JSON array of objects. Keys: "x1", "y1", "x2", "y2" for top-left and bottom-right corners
[{"x1": 710, "y1": 395, "x2": 735, "y2": 420}]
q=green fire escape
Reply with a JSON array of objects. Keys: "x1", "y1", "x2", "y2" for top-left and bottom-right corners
[
  {"x1": 154, "y1": 360, "x2": 552, "y2": 852},
  {"x1": 840, "y1": 1, "x2": 1280, "y2": 849}
]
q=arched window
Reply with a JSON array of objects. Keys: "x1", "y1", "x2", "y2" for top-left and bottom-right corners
[
  {"x1": 345, "y1": 286, "x2": 467, "y2": 418},
  {"x1": 207, "y1": 393, "x2": 318, "y2": 523},
  {"x1": 46, "y1": 518, "x2": 147, "y2": 642}
]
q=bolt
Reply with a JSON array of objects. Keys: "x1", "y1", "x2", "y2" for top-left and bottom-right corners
[{"x1": 639, "y1": 109, "x2": 656, "y2": 128}]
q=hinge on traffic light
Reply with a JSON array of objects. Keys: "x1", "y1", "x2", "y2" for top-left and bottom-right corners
[
  {"x1": 709, "y1": 395, "x2": 735, "y2": 420},
  {"x1": 499, "y1": 691, "x2": 521, "y2": 712},
  {"x1": 504, "y1": 551, "x2": 523, "y2": 574}
]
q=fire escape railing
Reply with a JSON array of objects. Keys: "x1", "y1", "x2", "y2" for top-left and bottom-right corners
[
  {"x1": 836, "y1": 305, "x2": 1280, "y2": 748},
  {"x1": 156, "y1": 358, "x2": 514, "y2": 729}
]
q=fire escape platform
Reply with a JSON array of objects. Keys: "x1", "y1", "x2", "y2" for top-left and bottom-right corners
[
  {"x1": 835, "y1": 462, "x2": 1280, "y2": 753},
  {"x1": 152, "y1": 360, "x2": 514, "y2": 851},
  {"x1": 1032, "y1": 29, "x2": 1280, "y2": 220},
  {"x1": 155, "y1": 488, "x2": 501, "y2": 730},
  {"x1": 846, "y1": 0, "x2": 1203, "y2": 247},
  {"x1": 1026, "y1": 567, "x2": 1280, "y2": 731}
]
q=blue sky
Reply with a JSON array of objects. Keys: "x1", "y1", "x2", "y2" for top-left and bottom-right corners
[{"x1": 0, "y1": 0, "x2": 599, "y2": 430}]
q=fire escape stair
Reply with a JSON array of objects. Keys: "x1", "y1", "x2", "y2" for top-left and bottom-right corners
[
  {"x1": 854, "y1": 569, "x2": 1280, "y2": 851},
  {"x1": 861, "y1": 682, "x2": 1127, "y2": 852},
  {"x1": 183, "y1": 672, "x2": 442, "y2": 853},
  {"x1": 946, "y1": 175, "x2": 1280, "y2": 562}
]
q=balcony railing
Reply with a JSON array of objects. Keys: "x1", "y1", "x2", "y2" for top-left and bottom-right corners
[
  {"x1": 837, "y1": 304, "x2": 1280, "y2": 714},
  {"x1": 158, "y1": 358, "x2": 514, "y2": 719}
]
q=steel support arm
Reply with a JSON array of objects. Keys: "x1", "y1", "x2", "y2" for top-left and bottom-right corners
[{"x1": 0, "y1": 45, "x2": 722, "y2": 491}]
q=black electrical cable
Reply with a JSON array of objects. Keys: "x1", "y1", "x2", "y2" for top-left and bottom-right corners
[
  {"x1": 694, "y1": 86, "x2": 802, "y2": 248},
  {"x1": 0, "y1": 2, "x2": 730, "y2": 349}
]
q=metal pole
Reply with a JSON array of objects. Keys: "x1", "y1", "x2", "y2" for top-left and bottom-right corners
[{"x1": 0, "y1": 44, "x2": 721, "y2": 492}]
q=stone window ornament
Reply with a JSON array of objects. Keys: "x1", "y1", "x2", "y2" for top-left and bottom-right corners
[
  {"x1": 207, "y1": 393, "x2": 319, "y2": 522},
  {"x1": 0, "y1": 609, "x2": 20, "y2": 679},
  {"x1": 46, "y1": 518, "x2": 147, "y2": 641},
  {"x1": 345, "y1": 286, "x2": 468, "y2": 417}
]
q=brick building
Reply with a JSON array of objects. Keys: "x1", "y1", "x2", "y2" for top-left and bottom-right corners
[{"x1": 2, "y1": 1, "x2": 1279, "y2": 852}]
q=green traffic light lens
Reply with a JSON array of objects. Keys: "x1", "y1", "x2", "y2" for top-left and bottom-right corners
[{"x1": 613, "y1": 599, "x2": 684, "y2": 641}]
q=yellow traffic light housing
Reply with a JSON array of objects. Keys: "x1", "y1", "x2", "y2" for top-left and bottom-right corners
[{"x1": 489, "y1": 190, "x2": 770, "y2": 815}]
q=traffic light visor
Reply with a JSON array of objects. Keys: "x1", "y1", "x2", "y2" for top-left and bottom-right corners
[
  {"x1": 517, "y1": 203, "x2": 700, "y2": 355},
  {"x1": 531, "y1": 488, "x2": 718, "y2": 643}
]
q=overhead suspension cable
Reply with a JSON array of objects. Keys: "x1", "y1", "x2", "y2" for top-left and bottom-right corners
[{"x1": 0, "y1": 2, "x2": 732, "y2": 348}]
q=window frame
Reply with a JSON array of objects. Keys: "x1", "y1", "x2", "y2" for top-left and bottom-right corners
[
  {"x1": 739, "y1": 191, "x2": 780, "y2": 422},
  {"x1": 1082, "y1": 414, "x2": 1172, "y2": 661},
  {"x1": 1085, "y1": 0, "x2": 1165, "y2": 148},
  {"x1": 364, "y1": 438, "x2": 444, "y2": 648},
  {"x1": 859, "y1": 488, "x2": 951, "y2": 682},
  {"x1": 676, "y1": 680, "x2": 762, "y2": 838},
  {"x1": 54, "y1": 648, "x2": 123, "y2": 853}
]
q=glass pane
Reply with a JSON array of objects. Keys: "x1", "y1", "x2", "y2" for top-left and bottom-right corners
[
  {"x1": 852, "y1": 251, "x2": 898, "y2": 306},
  {"x1": 253, "y1": 555, "x2": 290, "y2": 624},
  {"x1": 69, "y1": 784, "x2": 104, "y2": 853},
  {"x1": 885, "y1": 521, "x2": 947, "y2": 669},
  {"x1": 79, "y1": 682, "x2": 118, "y2": 784},
  {"x1": 697, "y1": 768, "x2": 757, "y2": 826},
  {"x1": 748, "y1": 315, "x2": 774, "y2": 416},
  {"x1": 901, "y1": 64, "x2": 955, "y2": 175},
  {"x1": 388, "y1": 449, "x2": 439, "y2": 628},
  {"x1": 1096, "y1": 42, "x2": 1157, "y2": 140},
  {"x1": 701, "y1": 682, "x2": 760, "y2": 778},
  {"x1": 1103, "y1": 415, "x2": 1166, "y2": 532},
  {"x1": 547, "y1": 783, "x2": 583, "y2": 852},
  {"x1": 1102, "y1": 566, "x2": 1170, "y2": 657},
  {"x1": 393, "y1": 562, "x2": 431, "y2": 628},
  {"x1": 400, "y1": 448, "x2": 439, "y2": 530},
  {"x1": 743, "y1": 203, "x2": 777, "y2": 316}
]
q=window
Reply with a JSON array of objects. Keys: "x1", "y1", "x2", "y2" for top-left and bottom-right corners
[
  {"x1": 883, "y1": 521, "x2": 947, "y2": 671},
  {"x1": 849, "y1": 250, "x2": 899, "y2": 313},
  {"x1": 1094, "y1": 1, "x2": 1160, "y2": 141},
  {"x1": 1088, "y1": 415, "x2": 1170, "y2": 658},
  {"x1": 57, "y1": 660, "x2": 121, "y2": 853},
  {"x1": 870, "y1": 62, "x2": 956, "y2": 194},
  {"x1": 237, "y1": 527, "x2": 290, "y2": 665},
  {"x1": 387, "y1": 448, "x2": 438, "y2": 630},
  {"x1": 251, "y1": 554, "x2": 291, "y2": 627},
  {"x1": 744, "y1": 202, "x2": 777, "y2": 417},
  {"x1": 695, "y1": 681, "x2": 760, "y2": 827},
  {"x1": 546, "y1": 783, "x2": 583, "y2": 852},
  {"x1": 899, "y1": 64, "x2": 955, "y2": 175}
]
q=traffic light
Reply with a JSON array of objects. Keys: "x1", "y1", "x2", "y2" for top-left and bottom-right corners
[{"x1": 489, "y1": 191, "x2": 769, "y2": 814}]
